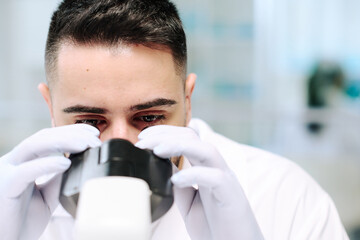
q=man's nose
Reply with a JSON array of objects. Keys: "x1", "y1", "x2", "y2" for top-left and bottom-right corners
[{"x1": 100, "y1": 121, "x2": 139, "y2": 144}]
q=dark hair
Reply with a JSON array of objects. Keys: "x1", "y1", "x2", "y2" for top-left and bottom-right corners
[{"x1": 45, "y1": 0, "x2": 187, "y2": 85}]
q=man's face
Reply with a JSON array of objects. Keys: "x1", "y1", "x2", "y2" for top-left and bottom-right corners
[{"x1": 39, "y1": 43, "x2": 196, "y2": 144}]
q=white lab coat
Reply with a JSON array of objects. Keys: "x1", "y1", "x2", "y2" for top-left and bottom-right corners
[{"x1": 40, "y1": 118, "x2": 349, "y2": 240}]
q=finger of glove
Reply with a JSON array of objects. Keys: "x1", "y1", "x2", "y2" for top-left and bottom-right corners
[
  {"x1": 138, "y1": 125, "x2": 193, "y2": 139},
  {"x1": 8, "y1": 124, "x2": 101, "y2": 165},
  {"x1": 184, "y1": 193, "x2": 214, "y2": 240},
  {"x1": 173, "y1": 185, "x2": 197, "y2": 219},
  {"x1": 37, "y1": 174, "x2": 63, "y2": 213},
  {"x1": 136, "y1": 125, "x2": 197, "y2": 150},
  {"x1": 171, "y1": 166, "x2": 225, "y2": 189},
  {"x1": 6, "y1": 156, "x2": 71, "y2": 198},
  {"x1": 173, "y1": 184, "x2": 213, "y2": 240},
  {"x1": 136, "y1": 126, "x2": 227, "y2": 169}
]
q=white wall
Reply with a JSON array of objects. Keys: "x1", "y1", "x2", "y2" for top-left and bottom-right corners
[
  {"x1": 0, "y1": 0, "x2": 60, "y2": 153},
  {"x1": 254, "y1": 0, "x2": 360, "y2": 233}
]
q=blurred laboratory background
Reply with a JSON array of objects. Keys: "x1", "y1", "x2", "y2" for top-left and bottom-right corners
[{"x1": 0, "y1": 0, "x2": 359, "y2": 238}]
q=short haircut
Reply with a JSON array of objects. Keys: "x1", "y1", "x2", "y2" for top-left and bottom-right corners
[{"x1": 45, "y1": 0, "x2": 187, "y2": 87}]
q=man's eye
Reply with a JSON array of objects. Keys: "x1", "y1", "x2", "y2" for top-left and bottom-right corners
[
  {"x1": 140, "y1": 115, "x2": 165, "y2": 123},
  {"x1": 75, "y1": 119, "x2": 102, "y2": 128}
]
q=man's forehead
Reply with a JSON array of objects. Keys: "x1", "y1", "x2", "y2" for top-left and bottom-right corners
[
  {"x1": 47, "y1": 41, "x2": 184, "y2": 93},
  {"x1": 56, "y1": 42, "x2": 178, "y2": 77},
  {"x1": 54, "y1": 40, "x2": 181, "y2": 80},
  {"x1": 55, "y1": 42, "x2": 176, "y2": 78},
  {"x1": 57, "y1": 41, "x2": 175, "y2": 63},
  {"x1": 49, "y1": 42, "x2": 185, "y2": 109}
]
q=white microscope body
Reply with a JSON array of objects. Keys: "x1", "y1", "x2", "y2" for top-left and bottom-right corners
[
  {"x1": 59, "y1": 139, "x2": 174, "y2": 240},
  {"x1": 74, "y1": 177, "x2": 151, "y2": 240}
]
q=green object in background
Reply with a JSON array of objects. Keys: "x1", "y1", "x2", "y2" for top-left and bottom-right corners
[{"x1": 345, "y1": 80, "x2": 360, "y2": 99}]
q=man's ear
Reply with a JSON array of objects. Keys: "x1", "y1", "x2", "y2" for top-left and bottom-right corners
[
  {"x1": 185, "y1": 73, "x2": 196, "y2": 126},
  {"x1": 38, "y1": 83, "x2": 56, "y2": 127}
]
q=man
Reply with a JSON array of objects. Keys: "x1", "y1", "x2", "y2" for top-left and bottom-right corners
[{"x1": 0, "y1": 0, "x2": 349, "y2": 239}]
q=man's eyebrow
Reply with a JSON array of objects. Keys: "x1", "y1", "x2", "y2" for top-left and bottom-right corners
[
  {"x1": 130, "y1": 98, "x2": 177, "y2": 111},
  {"x1": 63, "y1": 105, "x2": 108, "y2": 114}
]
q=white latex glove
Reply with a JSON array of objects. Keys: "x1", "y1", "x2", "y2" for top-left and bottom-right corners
[
  {"x1": 0, "y1": 124, "x2": 101, "y2": 240},
  {"x1": 136, "y1": 125, "x2": 264, "y2": 240}
]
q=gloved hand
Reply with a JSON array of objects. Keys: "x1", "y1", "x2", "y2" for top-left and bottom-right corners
[
  {"x1": 0, "y1": 124, "x2": 101, "y2": 240},
  {"x1": 136, "y1": 125, "x2": 264, "y2": 240}
]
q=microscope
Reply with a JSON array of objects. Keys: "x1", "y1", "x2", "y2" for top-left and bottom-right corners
[{"x1": 59, "y1": 139, "x2": 174, "y2": 240}]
